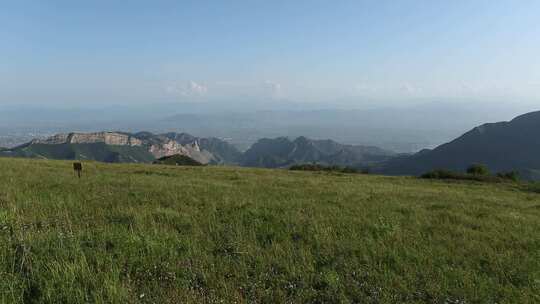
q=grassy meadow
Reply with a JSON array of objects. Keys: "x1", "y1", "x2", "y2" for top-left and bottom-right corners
[{"x1": 0, "y1": 157, "x2": 539, "y2": 303}]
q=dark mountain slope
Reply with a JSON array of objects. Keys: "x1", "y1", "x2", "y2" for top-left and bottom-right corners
[
  {"x1": 1, "y1": 142, "x2": 155, "y2": 163},
  {"x1": 153, "y1": 154, "x2": 203, "y2": 166},
  {"x1": 378, "y1": 111, "x2": 540, "y2": 176},
  {"x1": 241, "y1": 136, "x2": 394, "y2": 168}
]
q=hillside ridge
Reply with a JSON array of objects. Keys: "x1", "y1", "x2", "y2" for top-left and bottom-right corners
[
  {"x1": 377, "y1": 110, "x2": 540, "y2": 179},
  {"x1": 2, "y1": 132, "x2": 394, "y2": 168}
]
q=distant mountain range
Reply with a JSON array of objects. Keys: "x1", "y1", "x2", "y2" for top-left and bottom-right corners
[
  {"x1": 377, "y1": 111, "x2": 540, "y2": 179},
  {"x1": 0, "y1": 132, "x2": 241, "y2": 165},
  {"x1": 242, "y1": 136, "x2": 394, "y2": 168},
  {"x1": 3, "y1": 110, "x2": 540, "y2": 179},
  {"x1": 0, "y1": 132, "x2": 393, "y2": 168}
]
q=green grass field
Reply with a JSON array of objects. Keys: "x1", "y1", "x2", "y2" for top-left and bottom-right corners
[{"x1": 0, "y1": 157, "x2": 539, "y2": 303}]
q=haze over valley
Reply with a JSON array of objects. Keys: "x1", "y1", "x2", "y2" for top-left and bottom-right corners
[{"x1": 1, "y1": 99, "x2": 536, "y2": 153}]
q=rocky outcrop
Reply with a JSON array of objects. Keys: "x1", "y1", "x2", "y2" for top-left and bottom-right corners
[
  {"x1": 27, "y1": 131, "x2": 236, "y2": 164},
  {"x1": 33, "y1": 132, "x2": 143, "y2": 146},
  {"x1": 149, "y1": 139, "x2": 213, "y2": 163}
]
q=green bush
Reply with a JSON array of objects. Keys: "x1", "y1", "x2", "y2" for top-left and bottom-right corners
[
  {"x1": 360, "y1": 167, "x2": 371, "y2": 174},
  {"x1": 340, "y1": 166, "x2": 359, "y2": 174},
  {"x1": 289, "y1": 164, "x2": 359, "y2": 174},
  {"x1": 422, "y1": 167, "x2": 520, "y2": 183},
  {"x1": 467, "y1": 164, "x2": 490, "y2": 176},
  {"x1": 523, "y1": 182, "x2": 540, "y2": 193},
  {"x1": 496, "y1": 171, "x2": 520, "y2": 182},
  {"x1": 420, "y1": 169, "x2": 457, "y2": 179},
  {"x1": 420, "y1": 169, "x2": 502, "y2": 183},
  {"x1": 289, "y1": 164, "x2": 325, "y2": 171}
]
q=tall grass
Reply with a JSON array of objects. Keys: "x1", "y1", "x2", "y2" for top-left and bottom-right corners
[{"x1": 0, "y1": 157, "x2": 539, "y2": 303}]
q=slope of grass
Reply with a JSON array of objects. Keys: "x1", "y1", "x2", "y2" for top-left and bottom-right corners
[
  {"x1": 1, "y1": 143, "x2": 155, "y2": 163},
  {"x1": 0, "y1": 157, "x2": 539, "y2": 303}
]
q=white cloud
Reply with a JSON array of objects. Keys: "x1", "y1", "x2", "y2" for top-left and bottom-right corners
[
  {"x1": 354, "y1": 83, "x2": 377, "y2": 93},
  {"x1": 186, "y1": 81, "x2": 208, "y2": 96},
  {"x1": 212, "y1": 80, "x2": 284, "y2": 98},
  {"x1": 354, "y1": 82, "x2": 423, "y2": 97},
  {"x1": 264, "y1": 81, "x2": 282, "y2": 97},
  {"x1": 399, "y1": 83, "x2": 421, "y2": 95},
  {"x1": 166, "y1": 81, "x2": 208, "y2": 96},
  {"x1": 350, "y1": 80, "x2": 540, "y2": 100}
]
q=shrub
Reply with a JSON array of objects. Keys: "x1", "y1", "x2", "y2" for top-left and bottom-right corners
[
  {"x1": 420, "y1": 169, "x2": 502, "y2": 183},
  {"x1": 523, "y1": 182, "x2": 540, "y2": 193},
  {"x1": 467, "y1": 164, "x2": 490, "y2": 176},
  {"x1": 340, "y1": 166, "x2": 359, "y2": 174},
  {"x1": 289, "y1": 164, "x2": 359, "y2": 174},
  {"x1": 420, "y1": 169, "x2": 457, "y2": 179},
  {"x1": 289, "y1": 164, "x2": 326, "y2": 171},
  {"x1": 496, "y1": 171, "x2": 520, "y2": 182}
]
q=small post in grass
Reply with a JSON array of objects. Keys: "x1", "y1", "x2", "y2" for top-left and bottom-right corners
[{"x1": 73, "y1": 162, "x2": 82, "y2": 178}]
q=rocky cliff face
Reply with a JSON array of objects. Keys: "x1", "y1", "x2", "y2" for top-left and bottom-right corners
[
  {"x1": 148, "y1": 139, "x2": 213, "y2": 163},
  {"x1": 33, "y1": 132, "x2": 143, "y2": 146}
]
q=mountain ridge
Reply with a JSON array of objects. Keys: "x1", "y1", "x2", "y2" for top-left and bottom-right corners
[
  {"x1": 377, "y1": 110, "x2": 540, "y2": 179},
  {"x1": 241, "y1": 136, "x2": 394, "y2": 168},
  {"x1": 1, "y1": 131, "x2": 241, "y2": 165},
  {"x1": 3, "y1": 110, "x2": 540, "y2": 178},
  {"x1": 1, "y1": 131, "x2": 395, "y2": 169}
]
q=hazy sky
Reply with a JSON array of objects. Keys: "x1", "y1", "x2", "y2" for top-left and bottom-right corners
[{"x1": 1, "y1": 0, "x2": 539, "y2": 105}]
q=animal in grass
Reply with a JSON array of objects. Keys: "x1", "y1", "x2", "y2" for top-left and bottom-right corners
[{"x1": 73, "y1": 162, "x2": 82, "y2": 178}]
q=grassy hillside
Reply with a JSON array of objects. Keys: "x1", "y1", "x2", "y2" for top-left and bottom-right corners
[
  {"x1": 0, "y1": 157, "x2": 539, "y2": 303},
  {"x1": 1, "y1": 143, "x2": 155, "y2": 163}
]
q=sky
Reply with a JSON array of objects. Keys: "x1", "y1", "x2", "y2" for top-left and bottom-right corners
[{"x1": 1, "y1": 0, "x2": 539, "y2": 106}]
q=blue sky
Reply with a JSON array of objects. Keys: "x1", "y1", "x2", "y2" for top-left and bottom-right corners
[{"x1": 1, "y1": 0, "x2": 539, "y2": 105}]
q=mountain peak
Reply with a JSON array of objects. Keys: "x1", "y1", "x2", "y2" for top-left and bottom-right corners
[
  {"x1": 510, "y1": 110, "x2": 540, "y2": 125},
  {"x1": 378, "y1": 110, "x2": 540, "y2": 178},
  {"x1": 242, "y1": 136, "x2": 393, "y2": 168}
]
